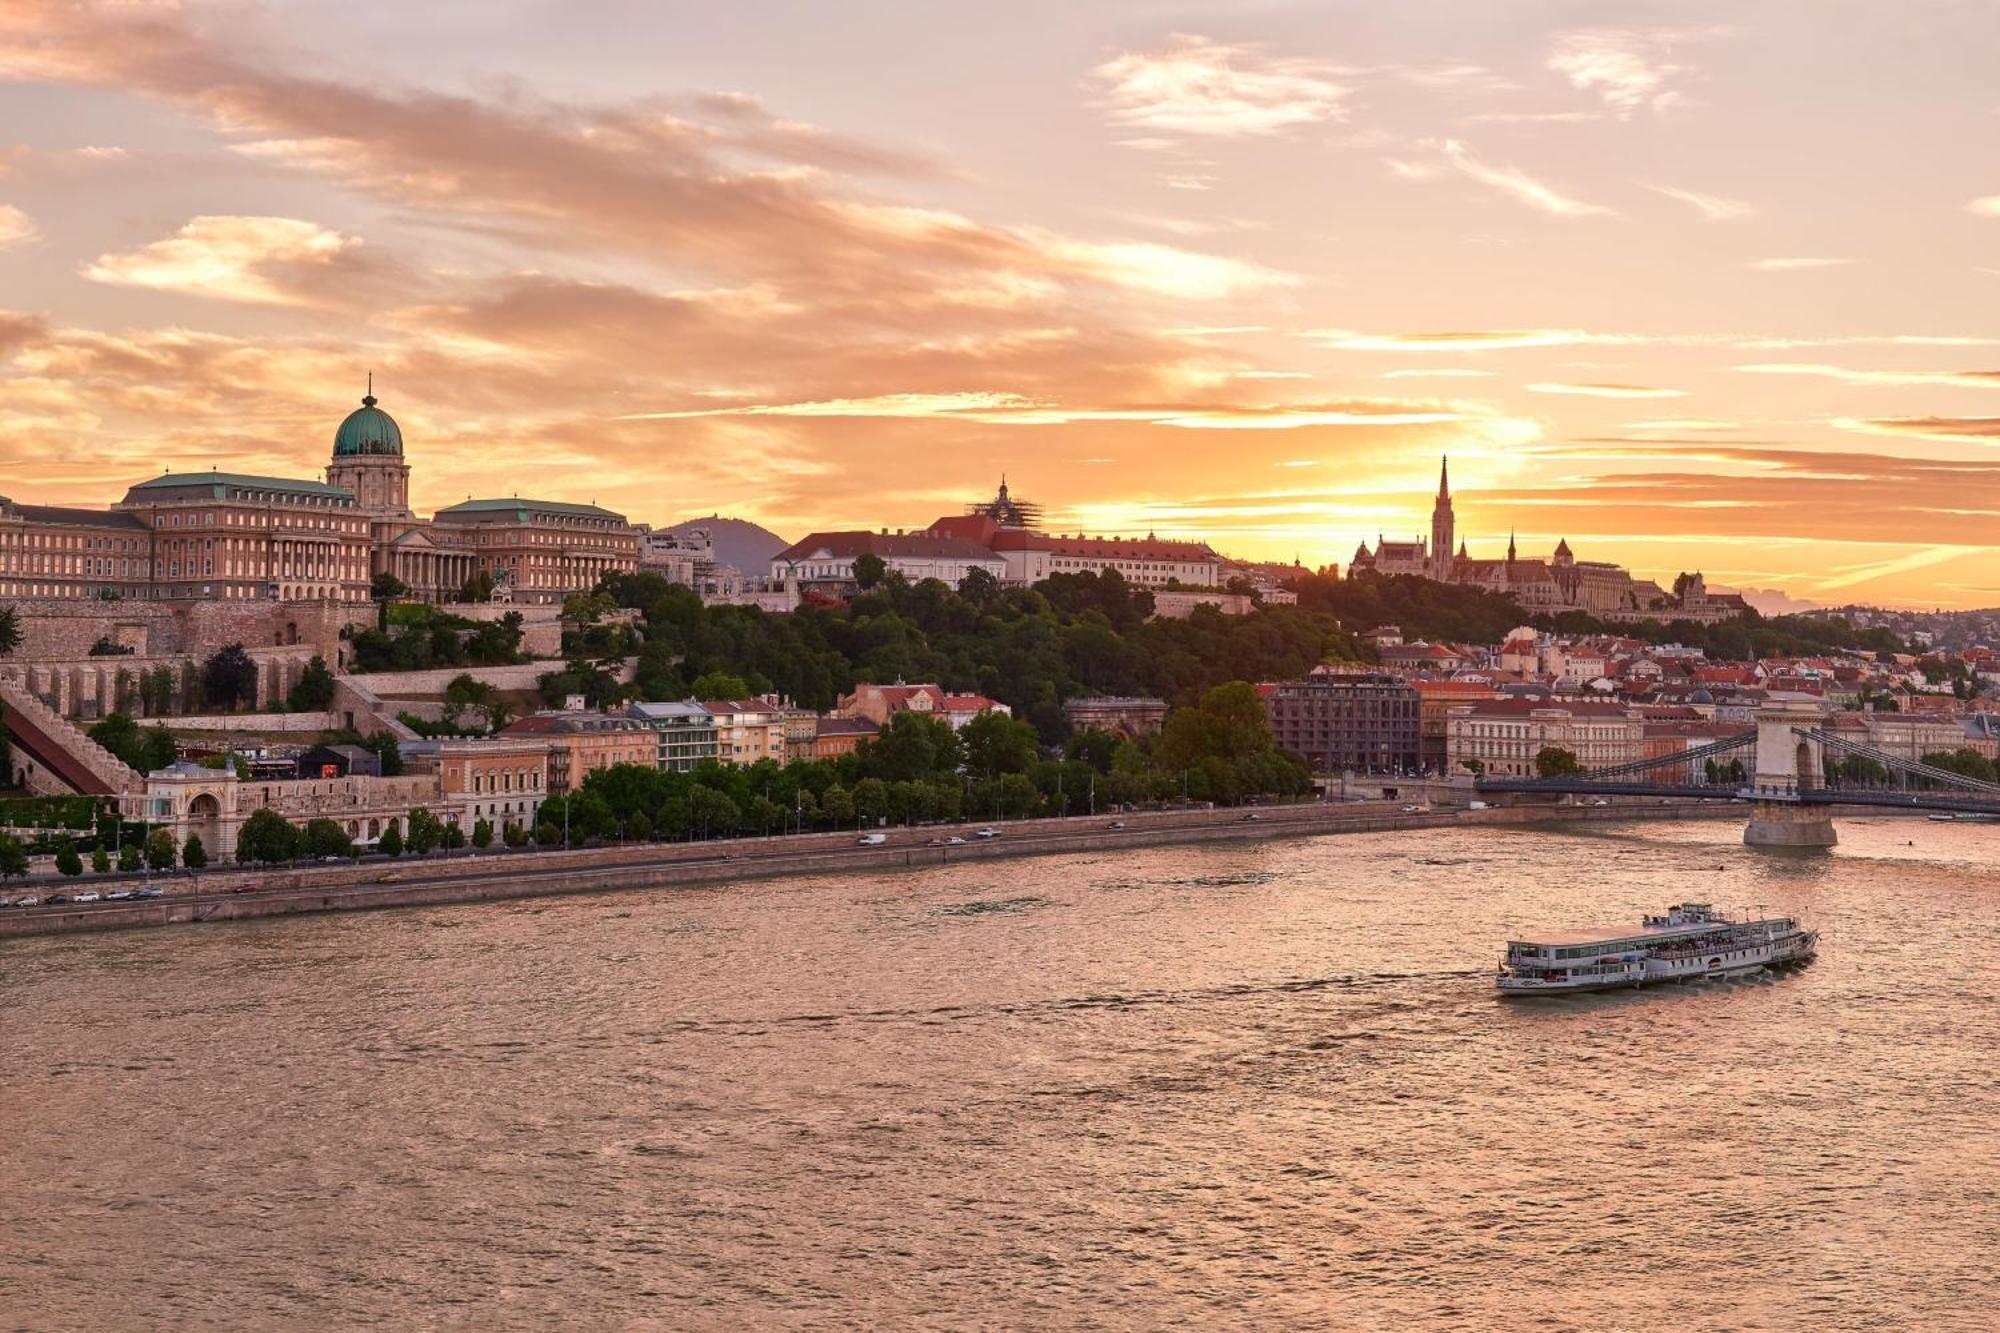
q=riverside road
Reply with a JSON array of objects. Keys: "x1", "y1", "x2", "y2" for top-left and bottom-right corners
[{"x1": 0, "y1": 798, "x2": 1741, "y2": 939}]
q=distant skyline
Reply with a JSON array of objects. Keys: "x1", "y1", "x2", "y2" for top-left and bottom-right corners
[{"x1": 3, "y1": 1, "x2": 1999, "y2": 607}]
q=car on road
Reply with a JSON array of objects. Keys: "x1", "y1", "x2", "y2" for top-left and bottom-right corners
[
  {"x1": 975, "y1": 828, "x2": 999, "y2": 839},
  {"x1": 1400, "y1": 804, "x2": 1420, "y2": 814},
  {"x1": 0, "y1": 897, "x2": 14, "y2": 909},
  {"x1": 16, "y1": 895, "x2": 40, "y2": 907},
  {"x1": 74, "y1": 891, "x2": 102, "y2": 903},
  {"x1": 133, "y1": 888, "x2": 162, "y2": 899},
  {"x1": 1590, "y1": 798, "x2": 1611, "y2": 807},
  {"x1": 105, "y1": 889, "x2": 135, "y2": 901},
  {"x1": 945, "y1": 835, "x2": 967, "y2": 845},
  {"x1": 1241, "y1": 813, "x2": 1262, "y2": 822},
  {"x1": 233, "y1": 882, "x2": 262, "y2": 893},
  {"x1": 925, "y1": 837, "x2": 946, "y2": 847},
  {"x1": 857, "y1": 833, "x2": 889, "y2": 846},
  {"x1": 1106, "y1": 820, "x2": 1125, "y2": 830}
]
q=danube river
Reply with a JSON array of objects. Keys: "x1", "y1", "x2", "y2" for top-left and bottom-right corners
[{"x1": 5, "y1": 816, "x2": 1997, "y2": 1330}]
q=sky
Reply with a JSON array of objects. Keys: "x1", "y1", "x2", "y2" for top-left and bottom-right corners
[{"x1": 2, "y1": 1, "x2": 1998, "y2": 609}]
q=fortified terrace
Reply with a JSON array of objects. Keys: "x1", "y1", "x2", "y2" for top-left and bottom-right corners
[{"x1": 0, "y1": 391, "x2": 642, "y2": 729}]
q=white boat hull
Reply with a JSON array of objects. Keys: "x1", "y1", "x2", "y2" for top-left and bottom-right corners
[{"x1": 1497, "y1": 931, "x2": 1817, "y2": 996}]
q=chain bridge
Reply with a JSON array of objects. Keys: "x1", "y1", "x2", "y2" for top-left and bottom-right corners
[{"x1": 1474, "y1": 701, "x2": 2000, "y2": 847}]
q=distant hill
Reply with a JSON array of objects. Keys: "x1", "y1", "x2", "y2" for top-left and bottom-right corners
[{"x1": 659, "y1": 515, "x2": 790, "y2": 573}]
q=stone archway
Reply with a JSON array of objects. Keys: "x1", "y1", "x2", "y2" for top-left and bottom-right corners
[{"x1": 186, "y1": 791, "x2": 224, "y2": 861}]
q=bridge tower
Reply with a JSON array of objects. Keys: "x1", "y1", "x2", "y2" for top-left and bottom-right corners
[{"x1": 1744, "y1": 701, "x2": 1836, "y2": 848}]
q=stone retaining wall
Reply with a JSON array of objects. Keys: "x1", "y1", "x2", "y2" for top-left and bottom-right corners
[{"x1": 0, "y1": 800, "x2": 1747, "y2": 939}]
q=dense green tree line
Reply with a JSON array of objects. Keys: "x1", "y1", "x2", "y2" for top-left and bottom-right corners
[
  {"x1": 1292, "y1": 571, "x2": 1904, "y2": 662},
  {"x1": 581, "y1": 569, "x2": 1357, "y2": 743},
  {"x1": 530, "y1": 687, "x2": 1311, "y2": 846}
]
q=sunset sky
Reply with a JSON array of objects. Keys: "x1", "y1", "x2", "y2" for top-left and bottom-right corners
[{"x1": 2, "y1": 1, "x2": 1998, "y2": 607}]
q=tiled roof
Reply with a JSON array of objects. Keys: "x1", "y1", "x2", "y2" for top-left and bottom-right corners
[
  {"x1": 776, "y1": 530, "x2": 1000, "y2": 562},
  {"x1": 3, "y1": 503, "x2": 148, "y2": 530},
  {"x1": 125, "y1": 472, "x2": 354, "y2": 501},
  {"x1": 435, "y1": 497, "x2": 628, "y2": 522}
]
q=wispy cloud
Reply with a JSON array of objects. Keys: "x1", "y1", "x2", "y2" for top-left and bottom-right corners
[
  {"x1": 1382, "y1": 368, "x2": 1499, "y2": 379},
  {"x1": 1462, "y1": 110, "x2": 1602, "y2": 125},
  {"x1": 1548, "y1": 27, "x2": 1722, "y2": 117},
  {"x1": 1967, "y1": 196, "x2": 2000, "y2": 218},
  {"x1": 623, "y1": 393, "x2": 1491, "y2": 431},
  {"x1": 82, "y1": 216, "x2": 374, "y2": 306},
  {"x1": 1092, "y1": 35, "x2": 1347, "y2": 137},
  {"x1": 1427, "y1": 138, "x2": 1614, "y2": 216},
  {"x1": 1317, "y1": 328, "x2": 1630, "y2": 352},
  {"x1": 1646, "y1": 183, "x2": 1753, "y2": 220},
  {"x1": 0, "y1": 203, "x2": 37, "y2": 248},
  {"x1": 1526, "y1": 382, "x2": 1687, "y2": 399},
  {"x1": 1745, "y1": 257, "x2": 1852, "y2": 271},
  {"x1": 1738, "y1": 363, "x2": 2000, "y2": 390},
  {"x1": 1837, "y1": 416, "x2": 2000, "y2": 442}
]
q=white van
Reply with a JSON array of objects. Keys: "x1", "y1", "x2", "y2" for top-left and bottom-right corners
[{"x1": 857, "y1": 833, "x2": 889, "y2": 846}]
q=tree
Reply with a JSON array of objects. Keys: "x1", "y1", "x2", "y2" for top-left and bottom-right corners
[
  {"x1": 457, "y1": 569, "x2": 496, "y2": 602},
  {"x1": 961, "y1": 710, "x2": 1040, "y2": 777},
  {"x1": 287, "y1": 656, "x2": 336, "y2": 711},
  {"x1": 118, "y1": 843, "x2": 142, "y2": 872},
  {"x1": 504, "y1": 822, "x2": 530, "y2": 848},
  {"x1": 140, "y1": 826, "x2": 176, "y2": 872},
  {"x1": 1534, "y1": 747, "x2": 1584, "y2": 778},
  {"x1": 0, "y1": 604, "x2": 20, "y2": 657},
  {"x1": 690, "y1": 671, "x2": 751, "y2": 701},
  {"x1": 371, "y1": 571, "x2": 411, "y2": 602},
  {"x1": 303, "y1": 818, "x2": 354, "y2": 860},
  {"x1": 561, "y1": 590, "x2": 617, "y2": 628},
  {"x1": 377, "y1": 821, "x2": 404, "y2": 857},
  {"x1": 0, "y1": 833, "x2": 26, "y2": 879},
  {"x1": 55, "y1": 838, "x2": 83, "y2": 877},
  {"x1": 182, "y1": 833, "x2": 208, "y2": 869},
  {"x1": 202, "y1": 643, "x2": 260, "y2": 712},
  {"x1": 1921, "y1": 748, "x2": 1998, "y2": 785},
  {"x1": 236, "y1": 811, "x2": 299, "y2": 863},
  {"x1": 406, "y1": 807, "x2": 444, "y2": 855},
  {"x1": 90, "y1": 846, "x2": 110, "y2": 874},
  {"x1": 852, "y1": 552, "x2": 887, "y2": 590},
  {"x1": 957, "y1": 567, "x2": 1000, "y2": 606},
  {"x1": 441, "y1": 822, "x2": 466, "y2": 850},
  {"x1": 472, "y1": 818, "x2": 494, "y2": 849}
]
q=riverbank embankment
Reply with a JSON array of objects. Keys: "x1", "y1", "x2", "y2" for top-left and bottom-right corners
[{"x1": 0, "y1": 799, "x2": 1750, "y2": 939}]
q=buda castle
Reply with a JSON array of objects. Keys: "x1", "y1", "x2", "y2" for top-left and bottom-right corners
[
  {"x1": 0, "y1": 390, "x2": 638, "y2": 607},
  {"x1": 1349, "y1": 459, "x2": 1748, "y2": 623}
]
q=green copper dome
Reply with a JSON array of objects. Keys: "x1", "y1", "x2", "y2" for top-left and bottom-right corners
[{"x1": 333, "y1": 392, "x2": 403, "y2": 457}]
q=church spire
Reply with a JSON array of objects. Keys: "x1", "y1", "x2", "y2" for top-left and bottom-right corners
[
  {"x1": 1507, "y1": 529, "x2": 1517, "y2": 562},
  {"x1": 1437, "y1": 454, "x2": 1450, "y2": 500}
]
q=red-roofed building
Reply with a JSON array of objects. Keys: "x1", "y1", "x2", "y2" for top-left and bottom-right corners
[{"x1": 836, "y1": 681, "x2": 1012, "y2": 731}]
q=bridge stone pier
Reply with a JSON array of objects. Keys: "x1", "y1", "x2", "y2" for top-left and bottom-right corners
[{"x1": 1744, "y1": 701, "x2": 1836, "y2": 849}]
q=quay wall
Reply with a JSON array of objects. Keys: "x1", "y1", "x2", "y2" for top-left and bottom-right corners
[{"x1": 0, "y1": 799, "x2": 1743, "y2": 940}]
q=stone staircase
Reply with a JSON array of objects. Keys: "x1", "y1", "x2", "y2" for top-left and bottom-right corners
[
  {"x1": 330, "y1": 673, "x2": 421, "y2": 742},
  {"x1": 0, "y1": 679, "x2": 142, "y2": 795}
]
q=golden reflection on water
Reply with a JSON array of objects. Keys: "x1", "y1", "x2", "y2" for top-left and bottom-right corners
[{"x1": 3, "y1": 817, "x2": 1997, "y2": 1330}]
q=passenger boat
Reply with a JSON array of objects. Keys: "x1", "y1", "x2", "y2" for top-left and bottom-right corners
[{"x1": 1495, "y1": 902, "x2": 1816, "y2": 996}]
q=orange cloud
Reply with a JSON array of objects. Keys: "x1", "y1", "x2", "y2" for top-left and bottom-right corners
[{"x1": 82, "y1": 215, "x2": 379, "y2": 306}]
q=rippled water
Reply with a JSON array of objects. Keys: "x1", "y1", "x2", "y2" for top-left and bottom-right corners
[{"x1": 5, "y1": 817, "x2": 1999, "y2": 1330}]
